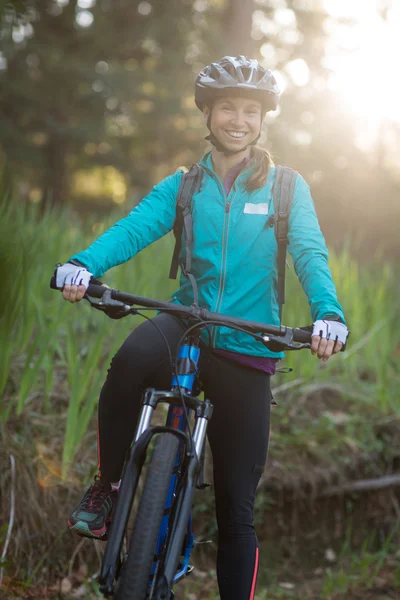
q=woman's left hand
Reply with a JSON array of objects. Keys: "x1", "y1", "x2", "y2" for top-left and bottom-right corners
[{"x1": 310, "y1": 320, "x2": 349, "y2": 362}]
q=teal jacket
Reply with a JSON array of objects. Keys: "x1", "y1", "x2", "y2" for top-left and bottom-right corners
[{"x1": 71, "y1": 152, "x2": 345, "y2": 359}]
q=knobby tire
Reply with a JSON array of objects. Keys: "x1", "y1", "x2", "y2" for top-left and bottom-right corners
[{"x1": 115, "y1": 432, "x2": 180, "y2": 600}]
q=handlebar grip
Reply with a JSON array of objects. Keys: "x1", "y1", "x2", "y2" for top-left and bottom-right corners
[
  {"x1": 293, "y1": 327, "x2": 312, "y2": 343},
  {"x1": 49, "y1": 273, "x2": 105, "y2": 299},
  {"x1": 86, "y1": 283, "x2": 106, "y2": 298}
]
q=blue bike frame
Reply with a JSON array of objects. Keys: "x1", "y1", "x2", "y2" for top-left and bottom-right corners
[
  {"x1": 151, "y1": 343, "x2": 201, "y2": 585},
  {"x1": 53, "y1": 280, "x2": 312, "y2": 599},
  {"x1": 99, "y1": 338, "x2": 211, "y2": 598}
]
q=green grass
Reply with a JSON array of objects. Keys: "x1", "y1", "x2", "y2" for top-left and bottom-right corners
[
  {"x1": 321, "y1": 525, "x2": 400, "y2": 599},
  {"x1": 1, "y1": 195, "x2": 178, "y2": 474},
  {"x1": 1, "y1": 191, "x2": 399, "y2": 474},
  {"x1": 175, "y1": 527, "x2": 400, "y2": 599},
  {"x1": 1, "y1": 192, "x2": 400, "y2": 591}
]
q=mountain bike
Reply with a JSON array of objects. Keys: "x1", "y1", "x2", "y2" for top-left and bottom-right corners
[{"x1": 51, "y1": 278, "x2": 311, "y2": 599}]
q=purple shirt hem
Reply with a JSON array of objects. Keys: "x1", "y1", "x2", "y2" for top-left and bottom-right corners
[{"x1": 213, "y1": 348, "x2": 278, "y2": 375}]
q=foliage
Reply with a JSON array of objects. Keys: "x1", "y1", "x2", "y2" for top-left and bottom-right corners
[
  {"x1": 1, "y1": 188, "x2": 399, "y2": 473},
  {"x1": 0, "y1": 0, "x2": 205, "y2": 205},
  {"x1": 1, "y1": 1, "x2": 400, "y2": 255},
  {"x1": 320, "y1": 526, "x2": 400, "y2": 599},
  {"x1": 0, "y1": 192, "x2": 177, "y2": 472},
  {"x1": 0, "y1": 192, "x2": 399, "y2": 594},
  {"x1": 178, "y1": 528, "x2": 400, "y2": 599},
  {"x1": 2, "y1": 2, "x2": 400, "y2": 593}
]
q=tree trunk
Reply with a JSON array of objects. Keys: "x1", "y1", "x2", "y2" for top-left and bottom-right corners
[
  {"x1": 225, "y1": 0, "x2": 255, "y2": 57},
  {"x1": 43, "y1": 135, "x2": 67, "y2": 208}
]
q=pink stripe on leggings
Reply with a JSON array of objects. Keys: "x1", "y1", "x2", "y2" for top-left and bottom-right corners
[
  {"x1": 97, "y1": 420, "x2": 101, "y2": 476},
  {"x1": 249, "y1": 546, "x2": 259, "y2": 600}
]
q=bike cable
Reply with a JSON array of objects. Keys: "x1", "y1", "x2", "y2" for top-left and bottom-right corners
[{"x1": 132, "y1": 311, "x2": 198, "y2": 455}]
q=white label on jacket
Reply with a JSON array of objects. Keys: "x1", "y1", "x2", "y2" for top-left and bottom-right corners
[{"x1": 243, "y1": 202, "x2": 269, "y2": 215}]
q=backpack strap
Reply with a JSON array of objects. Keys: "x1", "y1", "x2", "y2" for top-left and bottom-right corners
[
  {"x1": 169, "y1": 164, "x2": 203, "y2": 302},
  {"x1": 271, "y1": 165, "x2": 297, "y2": 320}
]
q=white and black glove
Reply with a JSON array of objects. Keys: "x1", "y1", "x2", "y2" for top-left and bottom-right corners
[
  {"x1": 56, "y1": 262, "x2": 93, "y2": 290},
  {"x1": 312, "y1": 319, "x2": 349, "y2": 347}
]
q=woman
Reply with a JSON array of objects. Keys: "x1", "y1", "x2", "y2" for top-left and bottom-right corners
[{"x1": 56, "y1": 56, "x2": 348, "y2": 600}]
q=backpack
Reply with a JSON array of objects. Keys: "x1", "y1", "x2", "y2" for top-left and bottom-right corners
[{"x1": 169, "y1": 164, "x2": 297, "y2": 320}]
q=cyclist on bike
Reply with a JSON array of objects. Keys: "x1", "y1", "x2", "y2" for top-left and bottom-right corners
[{"x1": 56, "y1": 56, "x2": 348, "y2": 600}]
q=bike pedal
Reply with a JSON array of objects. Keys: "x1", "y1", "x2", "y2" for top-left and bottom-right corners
[
  {"x1": 186, "y1": 564, "x2": 194, "y2": 576},
  {"x1": 196, "y1": 481, "x2": 211, "y2": 490}
]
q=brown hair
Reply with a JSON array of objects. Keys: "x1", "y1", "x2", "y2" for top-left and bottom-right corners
[{"x1": 244, "y1": 145, "x2": 274, "y2": 192}]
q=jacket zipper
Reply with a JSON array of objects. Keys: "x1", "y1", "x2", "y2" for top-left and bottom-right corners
[
  {"x1": 212, "y1": 191, "x2": 236, "y2": 345},
  {"x1": 201, "y1": 164, "x2": 253, "y2": 346},
  {"x1": 201, "y1": 167, "x2": 229, "y2": 342}
]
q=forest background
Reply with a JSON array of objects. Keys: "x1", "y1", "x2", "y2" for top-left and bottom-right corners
[{"x1": 1, "y1": 1, "x2": 400, "y2": 599}]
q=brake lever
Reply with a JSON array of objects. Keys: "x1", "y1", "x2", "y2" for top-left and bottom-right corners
[
  {"x1": 85, "y1": 287, "x2": 137, "y2": 317},
  {"x1": 261, "y1": 328, "x2": 311, "y2": 352}
]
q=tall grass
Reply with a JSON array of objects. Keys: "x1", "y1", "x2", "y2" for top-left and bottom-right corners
[
  {"x1": 1, "y1": 195, "x2": 177, "y2": 475},
  {"x1": 276, "y1": 250, "x2": 399, "y2": 411},
  {"x1": 2, "y1": 194, "x2": 399, "y2": 476}
]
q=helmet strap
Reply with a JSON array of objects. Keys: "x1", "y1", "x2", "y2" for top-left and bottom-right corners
[{"x1": 205, "y1": 107, "x2": 262, "y2": 157}]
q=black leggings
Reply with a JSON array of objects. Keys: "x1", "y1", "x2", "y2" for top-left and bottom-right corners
[{"x1": 98, "y1": 314, "x2": 271, "y2": 600}]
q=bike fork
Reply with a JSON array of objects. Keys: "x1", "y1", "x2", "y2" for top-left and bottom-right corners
[{"x1": 154, "y1": 411, "x2": 210, "y2": 599}]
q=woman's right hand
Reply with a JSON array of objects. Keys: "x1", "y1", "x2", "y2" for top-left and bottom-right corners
[
  {"x1": 62, "y1": 283, "x2": 87, "y2": 303},
  {"x1": 56, "y1": 263, "x2": 93, "y2": 303}
]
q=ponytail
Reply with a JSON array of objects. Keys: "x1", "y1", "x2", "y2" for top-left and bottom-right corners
[{"x1": 244, "y1": 146, "x2": 273, "y2": 191}]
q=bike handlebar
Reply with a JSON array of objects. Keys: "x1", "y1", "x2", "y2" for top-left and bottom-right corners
[{"x1": 50, "y1": 275, "x2": 312, "y2": 348}]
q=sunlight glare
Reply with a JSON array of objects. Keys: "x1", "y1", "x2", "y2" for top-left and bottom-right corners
[
  {"x1": 271, "y1": 69, "x2": 288, "y2": 94},
  {"x1": 323, "y1": 0, "x2": 376, "y2": 20},
  {"x1": 75, "y1": 9, "x2": 94, "y2": 27},
  {"x1": 285, "y1": 58, "x2": 309, "y2": 87},
  {"x1": 77, "y1": 0, "x2": 96, "y2": 8},
  {"x1": 325, "y1": 3, "x2": 400, "y2": 123}
]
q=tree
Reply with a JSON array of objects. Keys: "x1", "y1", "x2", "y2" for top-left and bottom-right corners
[
  {"x1": 224, "y1": 0, "x2": 255, "y2": 57},
  {"x1": 0, "y1": 0, "x2": 206, "y2": 206}
]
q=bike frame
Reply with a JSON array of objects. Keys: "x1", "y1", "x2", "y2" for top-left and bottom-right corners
[
  {"x1": 99, "y1": 336, "x2": 213, "y2": 599},
  {"x1": 49, "y1": 277, "x2": 312, "y2": 598}
]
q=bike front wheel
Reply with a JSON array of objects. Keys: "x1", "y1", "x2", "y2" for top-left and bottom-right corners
[{"x1": 115, "y1": 432, "x2": 180, "y2": 600}]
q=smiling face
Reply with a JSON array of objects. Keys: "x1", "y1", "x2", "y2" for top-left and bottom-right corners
[{"x1": 204, "y1": 95, "x2": 263, "y2": 153}]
